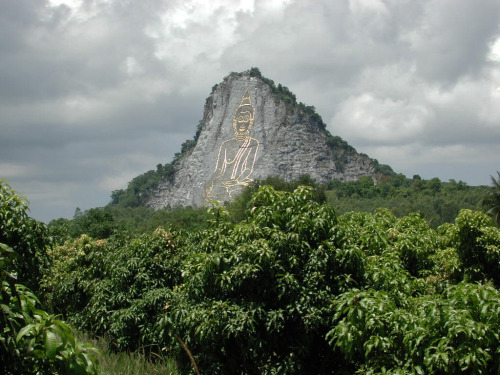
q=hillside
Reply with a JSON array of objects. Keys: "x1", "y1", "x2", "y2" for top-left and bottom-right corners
[{"x1": 111, "y1": 68, "x2": 391, "y2": 208}]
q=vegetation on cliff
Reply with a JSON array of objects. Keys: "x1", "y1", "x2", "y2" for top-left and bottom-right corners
[{"x1": 110, "y1": 68, "x2": 387, "y2": 208}]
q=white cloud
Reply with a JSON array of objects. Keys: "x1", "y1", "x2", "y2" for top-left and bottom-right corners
[
  {"x1": 488, "y1": 37, "x2": 500, "y2": 61},
  {"x1": 151, "y1": 1, "x2": 251, "y2": 64},
  {"x1": 331, "y1": 93, "x2": 432, "y2": 145},
  {"x1": 405, "y1": 0, "x2": 500, "y2": 82}
]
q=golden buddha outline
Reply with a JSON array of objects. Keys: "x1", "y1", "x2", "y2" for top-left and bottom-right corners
[{"x1": 204, "y1": 89, "x2": 260, "y2": 201}]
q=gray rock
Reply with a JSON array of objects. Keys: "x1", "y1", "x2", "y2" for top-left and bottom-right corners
[{"x1": 147, "y1": 71, "x2": 375, "y2": 209}]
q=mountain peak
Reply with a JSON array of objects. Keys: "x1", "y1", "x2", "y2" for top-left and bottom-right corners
[
  {"x1": 140, "y1": 69, "x2": 375, "y2": 208},
  {"x1": 111, "y1": 69, "x2": 378, "y2": 208}
]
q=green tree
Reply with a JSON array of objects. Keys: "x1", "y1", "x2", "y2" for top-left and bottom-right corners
[
  {"x1": 43, "y1": 183, "x2": 500, "y2": 374},
  {"x1": 42, "y1": 228, "x2": 184, "y2": 352},
  {"x1": 71, "y1": 208, "x2": 117, "y2": 239},
  {"x1": 453, "y1": 209, "x2": 500, "y2": 286},
  {"x1": 1, "y1": 242, "x2": 100, "y2": 374},
  {"x1": 429, "y1": 177, "x2": 442, "y2": 194},
  {"x1": 0, "y1": 180, "x2": 100, "y2": 375},
  {"x1": 328, "y1": 282, "x2": 500, "y2": 374},
  {"x1": 159, "y1": 186, "x2": 363, "y2": 374},
  {"x1": 482, "y1": 171, "x2": 500, "y2": 227},
  {"x1": 228, "y1": 175, "x2": 326, "y2": 221},
  {"x1": 47, "y1": 218, "x2": 73, "y2": 245},
  {"x1": 326, "y1": 175, "x2": 486, "y2": 228},
  {"x1": 0, "y1": 180, "x2": 49, "y2": 292}
]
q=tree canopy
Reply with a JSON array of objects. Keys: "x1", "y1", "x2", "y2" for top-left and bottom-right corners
[{"x1": 42, "y1": 184, "x2": 500, "y2": 374}]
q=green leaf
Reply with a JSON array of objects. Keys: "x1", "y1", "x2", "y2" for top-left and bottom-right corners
[
  {"x1": 45, "y1": 330, "x2": 58, "y2": 358},
  {"x1": 16, "y1": 323, "x2": 36, "y2": 342}
]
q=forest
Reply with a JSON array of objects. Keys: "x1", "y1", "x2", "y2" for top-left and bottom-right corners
[{"x1": 1, "y1": 174, "x2": 499, "y2": 374}]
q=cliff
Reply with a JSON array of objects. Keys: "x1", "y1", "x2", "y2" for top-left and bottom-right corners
[{"x1": 144, "y1": 69, "x2": 375, "y2": 209}]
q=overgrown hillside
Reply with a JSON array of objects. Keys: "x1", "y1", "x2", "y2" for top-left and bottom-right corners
[
  {"x1": 49, "y1": 175, "x2": 489, "y2": 240},
  {"x1": 326, "y1": 174, "x2": 489, "y2": 227}
]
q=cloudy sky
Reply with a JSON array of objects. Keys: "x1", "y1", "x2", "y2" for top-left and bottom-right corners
[{"x1": 1, "y1": 0, "x2": 500, "y2": 222}]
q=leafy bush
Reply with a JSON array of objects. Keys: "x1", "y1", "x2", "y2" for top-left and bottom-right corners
[
  {"x1": 327, "y1": 208, "x2": 500, "y2": 374},
  {"x1": 227, "y1": 175, "x2": 326, "y2": 221},
  {"x1": 159, "y1": 187, "x2": 351, "y2": 373},
  {"x1": 43, "y1": 228, "x2": 184, "y2": 352},
  {"x1": 0, "y1": 180, "x2": 100, "y2": 374},
  {"x1": 1, "y1": 243, "x2": 100, "y2": 375},
  {"x1": 0, "y1": 179, "x2": 50, "y2": 292},
  {"x1": 453, "y1": 209, "x2": 500, "y2": 286},
  {"x1": 43, "y1": 184, "x2": 500, "y2": 374},
  {"x1": 329, "y1": 282, "x2": 499, "y2": 374}
]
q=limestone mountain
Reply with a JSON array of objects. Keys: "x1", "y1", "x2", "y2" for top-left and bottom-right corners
[{"x1": 112, "y1": 68, "x2": 383, "y2": 209}]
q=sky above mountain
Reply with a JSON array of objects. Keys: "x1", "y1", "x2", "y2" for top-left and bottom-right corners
[{"x1": 1, "y1": 0, "x2": 500, "y2": 222}]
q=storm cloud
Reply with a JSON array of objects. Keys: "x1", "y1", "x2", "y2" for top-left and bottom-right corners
[{"x1": 1, "y1": 0, "x2": 500, "y2": 222}]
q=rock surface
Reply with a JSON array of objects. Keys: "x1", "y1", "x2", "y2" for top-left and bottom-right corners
[{"x1": 147, "y1": 71, "x2": 375, "y2": 209}]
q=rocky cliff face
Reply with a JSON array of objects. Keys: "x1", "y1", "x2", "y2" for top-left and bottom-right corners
[{"x1": 147, "y1": 71, "x2": 375, "y2": 209}]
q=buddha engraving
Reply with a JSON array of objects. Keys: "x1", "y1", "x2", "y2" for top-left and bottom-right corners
[{"x1": 204, "y1": 89, "x2": 259, "y2": 201}]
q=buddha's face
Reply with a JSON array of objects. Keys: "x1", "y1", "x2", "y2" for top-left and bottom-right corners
[{"x1": 233, "y1": 110, "x2": 253, "y2": 138}]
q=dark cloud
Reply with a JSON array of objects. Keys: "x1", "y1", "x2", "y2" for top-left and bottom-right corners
[
  {"x1": 1, "y1": 0, "x2": 499, "y2": 222},
  {"x1": 409, "y1": 0, "x2": 500, "y2": 83}
]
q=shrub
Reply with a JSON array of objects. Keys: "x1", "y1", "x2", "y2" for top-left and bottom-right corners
[
  {"x1": 0, "y1": 179, "x2": 50, "y2": 292},
  {"x1": 159, "y1": 186, "x2": 363, "y2": 374}
]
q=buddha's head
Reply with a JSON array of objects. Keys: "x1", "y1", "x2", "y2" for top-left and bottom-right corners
[{"x1": 233, "y1": 89, "x2": 254, "y2": 140}]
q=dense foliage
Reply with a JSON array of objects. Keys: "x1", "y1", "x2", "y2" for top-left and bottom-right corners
[
  {"x1": 0, "y1": 180, "x2": 50, "y2": 292},
  {"x1": 51, "y1": 174, "x2": 488, "y2": 246},
  {"x1": 48, "y1": 205, "x2": 211, "y2": 244},
  {"x1": 482, "y1": 171, "x2": 500, "y2": 227},
  {"x1": 327, "y1": 175, "x2": 488, "y2": 228},
  {"x1": 43, "y1": 185, "x2": 500, "y2": 374},
  {"x1": 42, "y1": 229, "x2": 184, "y2": 352},
  {"x1": 226, "y1": 174, "x2": 326, "y2": 222},
  {"x1": 0, "y1": 180, "x2": 99, "y2": 375}
]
